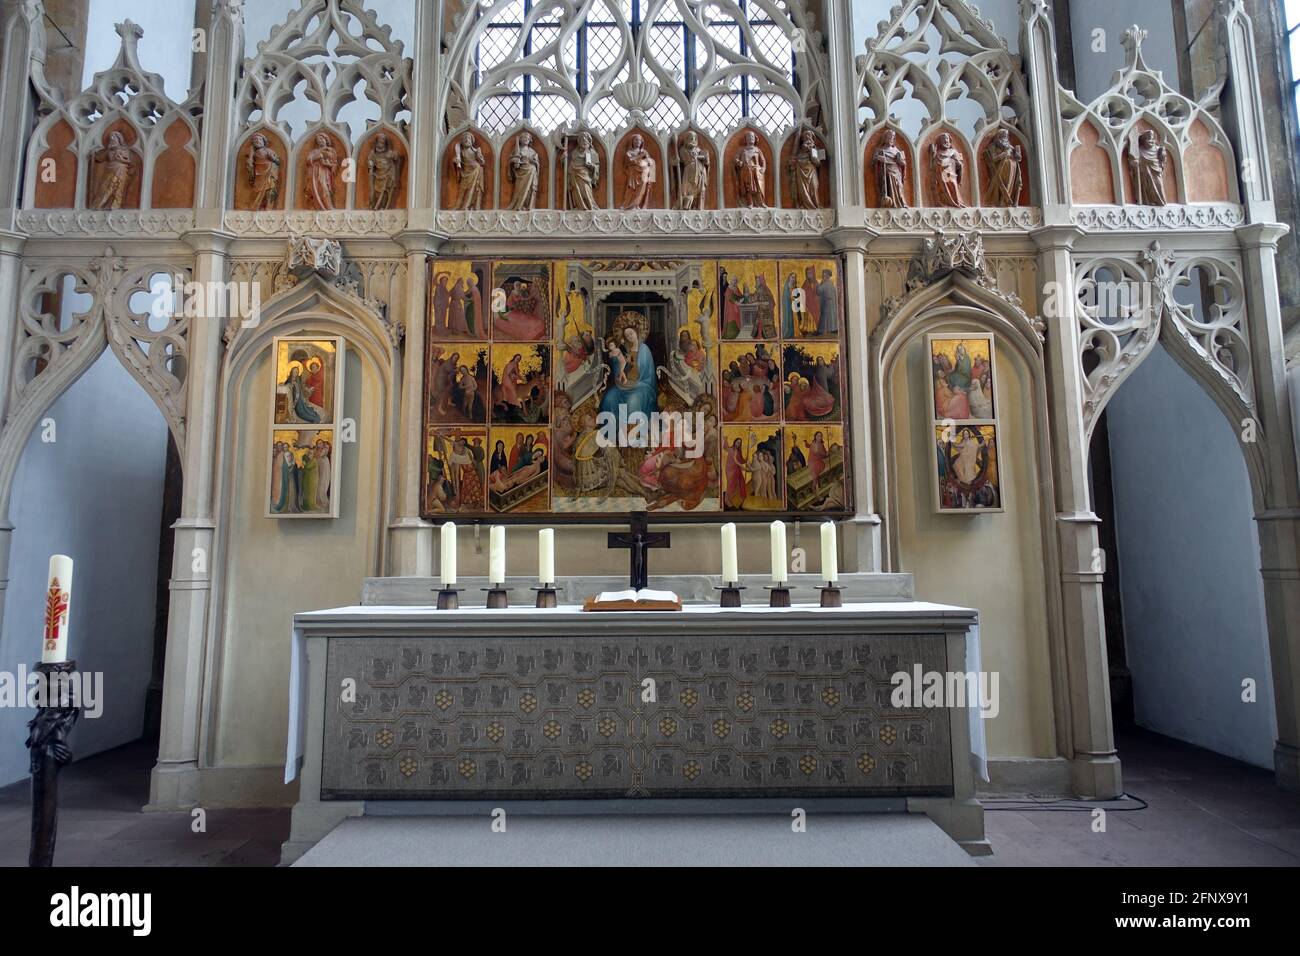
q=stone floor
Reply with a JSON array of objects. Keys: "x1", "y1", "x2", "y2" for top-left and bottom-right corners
[{"x1": 0, "y1": 728, "x2": 1295, "y2": 866}]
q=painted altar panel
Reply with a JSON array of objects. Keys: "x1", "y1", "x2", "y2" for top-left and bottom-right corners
[
  {"x1": 422, "y1": 257, "x2": 852, "y2": 519},
  {"x1": 319, "y1": 632, "x2": 953, "y2": 800}
]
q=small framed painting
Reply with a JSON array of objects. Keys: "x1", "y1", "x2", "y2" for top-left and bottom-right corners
[
  {"x1": 268, "y1": 335, "x2": 344, "y2": 519},
  {"x1": 928, "y1": 333, "x2": 1001, "y2": 514}
]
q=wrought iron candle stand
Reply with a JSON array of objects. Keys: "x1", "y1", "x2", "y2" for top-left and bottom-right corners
[{"x1": 26, "y1": 660, "x2": 80, "y2": 868}]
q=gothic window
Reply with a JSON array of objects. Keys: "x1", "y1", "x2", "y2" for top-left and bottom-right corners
[
  {"x1": 460, "y1": 0, "x2": 809, "y2": 136},
  {"x1": 1285, "y1": 0, "x2": 1300, "y2": 136}
]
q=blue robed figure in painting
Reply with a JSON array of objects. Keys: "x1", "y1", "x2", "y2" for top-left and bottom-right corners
[{"x1": 599, "y1": 315, "x2": 658, "y2": 419}]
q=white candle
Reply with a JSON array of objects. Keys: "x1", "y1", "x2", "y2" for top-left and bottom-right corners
[
  {"x1": 43, "y1": 555, "x2": 73, "y2": 664},
  {"x1": 538, "y1": 528, "x2": 555, "y2": 585},
  {"x1": 720, "y1": 523, "x2": 738, "y2": 584},
  {"x1": 769, "y1": 521, "x2": 786, "y2": 584},
  {"x1": 821, "y1": 521, "x2": 839, "y2": 584},
  {"x1": 489, "y1": 525, "x2": 505, "y2": 585},
  {"x1": 440, "y1": 522, "x2": 457, "y2": 586}
]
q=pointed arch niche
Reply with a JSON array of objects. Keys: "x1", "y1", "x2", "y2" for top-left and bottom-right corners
[
  {"x1": 204, "y1": 278, "x2": 397, "y2": 770},
  {"x1": 873, "y1": 275, "x2": 1067, "y2": 768}
]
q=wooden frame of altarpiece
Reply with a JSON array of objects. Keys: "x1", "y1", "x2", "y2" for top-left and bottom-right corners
[
  {"x1": 927, "y1": 332, "x2": 1003, "y2": 515},
  {"x1": 266, "y1": 335, "x2": 347, "y2": 520},
  {"x1": 421, "y1": 255, "x2": 854, "y2": 524}
]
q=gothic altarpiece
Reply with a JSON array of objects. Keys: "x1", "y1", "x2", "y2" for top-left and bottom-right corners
[{"x1": 0, "y1": 0, "x2": 1297, "y2": 810}]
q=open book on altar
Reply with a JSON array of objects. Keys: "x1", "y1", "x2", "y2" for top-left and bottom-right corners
[{"x1": 582, "y1": 588, "x2": 682, "y2": 612}]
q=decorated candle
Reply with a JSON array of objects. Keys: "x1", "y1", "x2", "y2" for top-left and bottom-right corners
[
  {"x1": 720, "y1": 523, "x2": 738, "y2": 584},
  {"x1": 43, "y1": 555, "x2": 73, "y2": 664},
  {"x1": 538, "y1": 528, "x2": 555, "y2": 585},
  {"x1": 489, "y1": 525, "x2": 505, "y2": 585},
  {"x1": 769, "y1": 521, "x2": 786, "y2": 584},
  {"x1": 821, "y1": 521, "x2": 839, "y2": 584},
  {"x1": 440, "y1": 522, "x2": 457, "y2": 586}
]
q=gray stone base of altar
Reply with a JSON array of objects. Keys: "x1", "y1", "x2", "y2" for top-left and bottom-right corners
[
  {"x1": 362, "y1": 571, "x2": 914, "y2": 606},
  {"x1": 292, "y1": 809, "x2": 976, "y2": 867}
]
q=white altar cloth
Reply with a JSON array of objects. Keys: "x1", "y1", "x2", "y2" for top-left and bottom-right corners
[{"x1": 286, "y1": 602, "x2": 988, "y2": 785}]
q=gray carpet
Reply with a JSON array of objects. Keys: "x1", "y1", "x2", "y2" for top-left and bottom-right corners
[{"x1": 293, "y1": 813, "x2": 975, "y2": 866}]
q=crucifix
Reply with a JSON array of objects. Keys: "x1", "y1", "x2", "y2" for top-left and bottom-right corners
[{"x1": 607, "y1": 512, "x2": 671, "y2": 591}]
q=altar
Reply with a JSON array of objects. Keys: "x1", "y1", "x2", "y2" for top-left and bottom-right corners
[{"x1": 281, "y1": 593, "x2": 987, "y2": 864}]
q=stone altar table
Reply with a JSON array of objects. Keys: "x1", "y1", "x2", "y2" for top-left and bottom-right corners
[{"x1": 282, "y1": 602, "x2": 985, "y2": 863}]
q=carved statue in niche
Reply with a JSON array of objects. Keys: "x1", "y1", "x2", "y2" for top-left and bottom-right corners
[
  {"x1": 674, "y1": 130, "x2": 710, "y2": 209},
  {"x1": 620, "y1": 133, "x2": 657, "y2": 209},
  {"x1": 1125, "y1": 130, "x2": 1169, "y2": 206},
  {"x1": 789, "y1": 128, "x2": 823, "y2": 208},
  {"x1": 929, "y1": 132, "x2": 966, "y2": 208},
  {"x1": 983, "y1": 129, "x2": 1022, "y2": 206},
  {"x1": 304, "y1": 132, "x2": 340, "y2": 210},
  {"x1": 734, "y1": 131, "x2": 768, "y2": 207},
  {"x1": 89, "y1": 131, "x2": 135, "y2": 210},
  {"x1": 453, "y1": 131, "x2": 486, "y2": 210},
  {"x1": 246, "y1": 134, "x2": 282, "y2": 211},
  {"x1": 564, "y1": 131, "x2": 601, "y2": 210},
  {"x1": 367, "y1": 131, "x2": 402, "y2": 210},
  {"x1": 872, "y1": 130, "x2": 908, "y2": 208},
  {"x1": 506, "y1": 131, "x2": 540, "y2": 211}
]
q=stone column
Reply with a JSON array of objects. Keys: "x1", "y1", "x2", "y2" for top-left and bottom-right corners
[
  {"x1": 827, "y1": 229, "x2": 880, "y2": 572},
  {"x1": 820, "y1": 0, "x2": 862, "y2": 211},
  {"x1": 148, "y1": 0, "x2": 244, "y2": 811},
  {"x1": 1238, "y1": 222, "x2": 1300, "y2": 790},
  {"x1": 1019, "y1": 0, "x2": 1072, "y2": 216},
  {"x1": 387, "y1": 0, "x2": 442, "y2": 577},
  {"x1": 0, "y1": 2, "x2": 41, "y2": 653},
  {"x1": 1034, "y1": 224, "x2": 1122, "y2": 799}
]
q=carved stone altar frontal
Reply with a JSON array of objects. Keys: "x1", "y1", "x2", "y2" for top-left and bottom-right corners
[{"x1": 320, "y1": 632, "x2": 953, "y2": 800}]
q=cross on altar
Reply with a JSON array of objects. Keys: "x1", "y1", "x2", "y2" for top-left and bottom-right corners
[{"x1": 607, "y1": 512, "x2": 671, "y2": 591}]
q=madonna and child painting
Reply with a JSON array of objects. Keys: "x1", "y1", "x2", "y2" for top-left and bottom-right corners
[{"x1": 422, "y1": 257, "x2": 851, "y2": 518}]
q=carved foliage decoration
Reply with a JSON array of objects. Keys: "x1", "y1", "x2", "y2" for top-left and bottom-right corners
[
  {"x1": 1062, "y1": 26, "x2": 1236, "y2": 206},
  {"x1": 233, "y1": 0, "x2": 412, "y2": 211},
  {"x1": 442, "y1": 0, "x2": 827, "y2": 139},
  {"x1": 24, "y1": 21, "x2": 201, "y2": 211}
]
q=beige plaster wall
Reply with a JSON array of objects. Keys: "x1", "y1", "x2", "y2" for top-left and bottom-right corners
[
  {"x1": 214, "y1": 346, "x2": 384, "y2": 767},
  {"x1": 890, "y1": 333, "x2": 1057, "y2": 759}
]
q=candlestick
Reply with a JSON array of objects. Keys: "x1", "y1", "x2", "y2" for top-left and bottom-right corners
[
  {"x1": 765, "y1": 584, "x2": 792, "y2": 608},
  {"x1": 538, "y1": 528, "x2": 555, "y2": 585},
  {"x1": 769, "y1": 520, "x2": 786, "y2": 584},
  {"x1": 489, "y1": 525, "x2": 505, "y2": 585},
  {"x1": 483, "y1": 587, "x2": 509, "y2": 609},
  {"x1": 440, "y1": 522, "x2": 457, "y2": 587},
  {"x1": 27, "y1": 659, "x2": 79, "y2": 866},
  {"x1": 820, "y1": 521, "x2": 838, "y2": 585},
  {"x1": 532, "y1": 585, "x2": 558, "y2": 609},
  {"x1": 715, "y1": 583, "x2": 746, "y2": 608},
  {"x1": 818, "y1": 584, "x2": 843, "y2": 608},
  {"x1": 720, "y1": 523, "x2": 738, "y2": 584},
  {"x1": 42, "y1": 555, "x2": 73, "y2": 665},
  {"x1": 435, "y1": 587, "x2": 463, "y2": 610}
]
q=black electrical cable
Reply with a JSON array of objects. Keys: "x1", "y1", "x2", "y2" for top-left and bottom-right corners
[{"x1": 981, "y1": 791, "x2": 1149, "y2": 812}]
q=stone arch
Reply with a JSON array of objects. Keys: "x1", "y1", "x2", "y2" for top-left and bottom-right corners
[
  {"x1": 871, "y1": 271, "x2": 1071, "y2": 759},
  {"x1": 203, "y1": 275, "x2": 401, "y2": 763}
]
